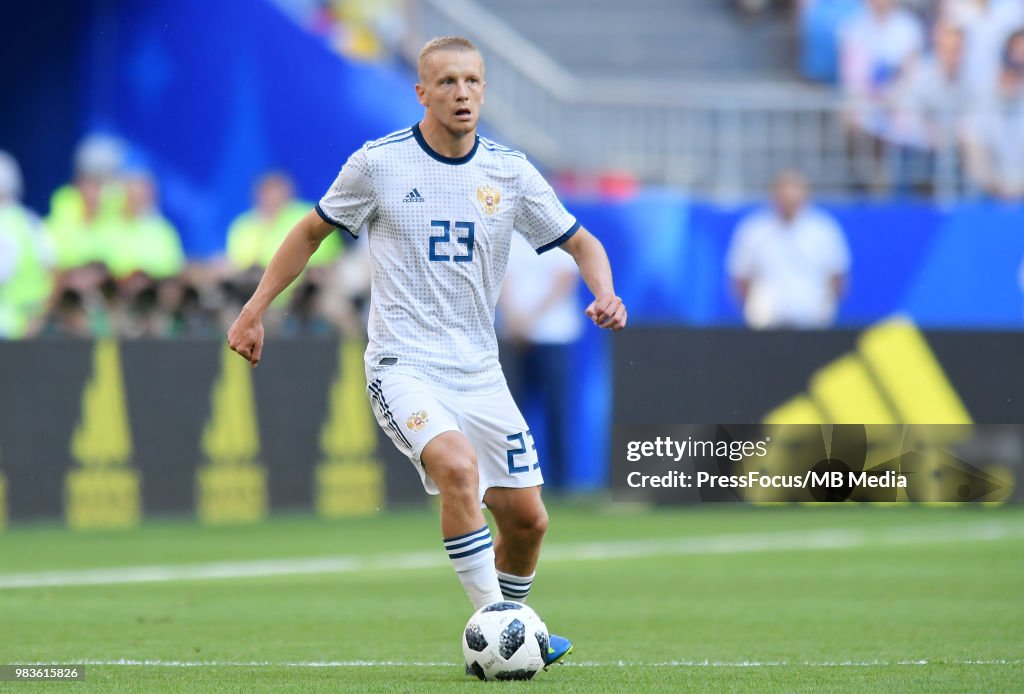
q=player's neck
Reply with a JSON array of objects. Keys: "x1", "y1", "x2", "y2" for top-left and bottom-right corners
[{"x1": 418, "y1": 119, "x2": 477, "y2": 159}]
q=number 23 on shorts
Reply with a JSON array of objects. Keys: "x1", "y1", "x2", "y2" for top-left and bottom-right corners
[{"x1": 506, "y1": 430, "x2": 539, "y2": 474}]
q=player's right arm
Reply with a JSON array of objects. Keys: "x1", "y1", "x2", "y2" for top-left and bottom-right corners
[
  {"x1": 229, "y1": 141, "x2": 376, "y2": 366},
  {"x1": 226, "y1": 211, "x2": 334, "y2": 367}
]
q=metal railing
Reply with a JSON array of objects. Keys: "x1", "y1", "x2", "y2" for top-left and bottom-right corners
[{"x1": 405, "y1": 0, "x2": 968, "y2": 201}]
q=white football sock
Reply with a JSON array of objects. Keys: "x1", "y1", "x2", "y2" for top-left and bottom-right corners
[
  {"x1": 443, "y1": 524, "x2": 504, "y2": 610},
  {"x1": 496, "y1": 570, "x2": 534, "y2": 602}
]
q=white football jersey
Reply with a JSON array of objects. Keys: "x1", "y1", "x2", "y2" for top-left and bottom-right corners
[{"x1": 317, "y1": 124, "x2": 579, "y2": 393}]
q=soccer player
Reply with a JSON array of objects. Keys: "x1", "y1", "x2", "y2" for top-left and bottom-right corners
[{"x1": 227, "y1": 36, "x2": 627, "y2": 670}]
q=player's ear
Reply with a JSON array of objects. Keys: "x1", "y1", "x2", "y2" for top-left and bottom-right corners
[{"x1": 415, "y1": 83, "x2": 428, "y2": 107}]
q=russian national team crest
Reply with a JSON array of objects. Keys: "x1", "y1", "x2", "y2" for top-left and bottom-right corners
[
  {"x1": 477, "y1": 185, "x2": 501, "y2": 216},
  {"x1": 407, "y1": 410, "x2": 429, "y2": 432}
]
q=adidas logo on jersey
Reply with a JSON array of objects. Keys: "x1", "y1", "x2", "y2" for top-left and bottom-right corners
[{"x1": 403, "y1": 188, "x2": 425, "y2": 203}]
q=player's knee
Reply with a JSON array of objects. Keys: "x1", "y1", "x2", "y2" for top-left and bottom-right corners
[
  {"x1": 529, "y1": 508, "x2": 549, "y2": 541},
  {"x1": 422, "y1": 433, "x2": 479, "y2": 496},
  {"x1": 512, "y1": 507, "x2": 548, "y2": 545},
  {"x1": 431, "y1": 456, "x2": 479, "y2": 496}
]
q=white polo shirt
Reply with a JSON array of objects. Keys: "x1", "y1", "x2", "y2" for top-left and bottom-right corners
[{"x1": 727, "y1": 206, "x2": 851, "y2": 329}]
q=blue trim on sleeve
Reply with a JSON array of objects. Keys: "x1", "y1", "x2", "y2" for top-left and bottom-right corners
[
  {"x1": 412, "y1": 123, "x2": 479, "y2": 165},
  {"x1": 535, "y1": 220, "x2": 580, "y2": 254},
  {"x1": 315, "y1": 203, "x2": 358, "y2": 239}
]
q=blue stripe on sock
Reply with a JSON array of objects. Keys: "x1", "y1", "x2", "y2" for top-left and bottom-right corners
[
  {"x1": 497, "y1": 576, "x2": 533, "y2": 586},
  {"x1": 446, "y1": 539, "x2": 491, "y2": 557},
  {"x1": 448, "y1": 541, "x2": 493, "y2": 560},
  {"x1": 445, "y1": 533, "x2": 492, "y2": 552},
  {"x1": 498, "y1": 582, "x2": 531, "y2": 591},
  {"x1": 444, "y1": 529, "x2": 489, "y2": 549},
  {"x1": 443, "y1": 525, "x2": 490, "y2": 544},
  {"x1": 500, "y1": 588, "x2": 530, "y2": 597}
]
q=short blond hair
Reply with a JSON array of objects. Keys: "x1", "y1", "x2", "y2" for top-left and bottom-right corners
[{"x1": 417, "y1": 36, "x2": 482, "y2": 80}]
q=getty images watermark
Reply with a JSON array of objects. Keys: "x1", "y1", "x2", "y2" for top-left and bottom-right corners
[
  {"x1": 625, "y1": 435, "x2": 907, "y2": 491},
  {"x1": 611, "y1": 425, "x2": 1018, "y2": 503}
]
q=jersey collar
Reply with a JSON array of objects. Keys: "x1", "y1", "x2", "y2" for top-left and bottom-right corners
[{"x1": 412, "y1": 123, "x2": 479, "y2": 165}]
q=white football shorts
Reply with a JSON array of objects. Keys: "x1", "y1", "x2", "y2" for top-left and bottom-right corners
[{"x1": 366, "y1": 371, "x2": 543, "y2": 499}]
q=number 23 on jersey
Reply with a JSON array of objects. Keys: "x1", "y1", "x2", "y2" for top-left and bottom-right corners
[{"x1": 428, "y1": 220, "x2": 475, "y2": 262}]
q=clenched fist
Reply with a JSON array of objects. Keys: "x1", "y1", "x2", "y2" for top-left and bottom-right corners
[
  {"x1": 226, "y1": 309, "x2": 265, "y2": 368},
  {"x1": 585, "y1": 293, "x2": 627, "y2": 332}
]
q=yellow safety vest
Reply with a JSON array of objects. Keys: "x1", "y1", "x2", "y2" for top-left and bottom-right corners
[
  {"x1": 46, "y1": 184, "x2": 124, "y2": 270},
  {"x1": 0, "y1": 205, "x2": 53, "y2": 338},
  {"x1": 105, "y1": 213, "x2": 186, "y2": 280},
  {"x1": 226, "y1": 201, "x2": 341, "y2": 269}
]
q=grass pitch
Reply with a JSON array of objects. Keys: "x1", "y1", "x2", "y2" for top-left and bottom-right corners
[{"x1": 1, "y1": 502, "x2": 1022, "y2": 692}]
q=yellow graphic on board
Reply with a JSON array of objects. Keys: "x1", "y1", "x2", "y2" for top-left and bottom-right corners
[
  {"x1": 766, "y1": 318, "x2": 972, "y2": 427},
  {"x1": 747, "y1": 317, "x2": 1004, "y2": 503},
  {"x1": 64, "y1": 339, "x2": 142, "y2": 529},
  {"x1": 316, "y1": 339, "x2": 384, "y2": 517},
  {"x1": 196, "y1": 345, "x2": 267, "y2": 524}
]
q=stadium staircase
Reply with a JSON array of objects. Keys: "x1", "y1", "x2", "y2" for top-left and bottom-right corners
[
  {"x1": 407, "y1": 0, "x2": 866, "y2": 200},
  {"x1": 408, "y1": 0, "x2": 963, "y2": 200},
  {"x1": 474, "y1": 0, "x2": 795, "y2": 82}
]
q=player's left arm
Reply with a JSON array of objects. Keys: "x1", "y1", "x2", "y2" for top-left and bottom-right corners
[{"x1": 558, "y1": 227, "x2": 626, "y2": 331}]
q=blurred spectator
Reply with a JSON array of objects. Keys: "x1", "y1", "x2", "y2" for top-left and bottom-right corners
[
  {"x1": 499, "y1": 231, "x2": 583, "y2": 488},
  {"x1": 800, "y1": 0, "x2": 862, "y2": 82},
  {"x1": 0, "y1": 151, "x2": 53, "y2": 338},
  {"x1": 44, "y1": 135, "x2": 128, "y2": 336},
  {"x1": 106, "y1": 172, "x2": 185, "y2": 282},
  {"x1": 901, "y1": 0, "x2": 940, "y2": 26},
  {"x1": 321, "y1": 232, "x2": 372, "y2": 337},
  {"x1": 225, "y1": 173, "x2": 311, "y2": 271},
  {"x1": 103, "y1": 172, "x2": 188, "y2": 337},
  {"x1": 893, "y1": 22, "x2": 973, "y2": 151},
  {"x1": 840, "y1": 0, "x2": 925, "y2": 112},
  {"x1": 963, "y1": 30, "x2": 1024, "y2": 200},
  {"x1": 221, "y1": 171, "x2": 342, "y2": 334},
  {"x1": 943, "y1": 0, "x2": 1024, "y2": 95},
  {"x1": 839, "y1": 0, "x2": 925, "y2": 188},
  {"x1": 285, "y1": 0, "x2": 405, "y2": 61},
  {"x1": 46, "y1": 134, "x2": 126, "y2": 273},
  {"x1": 727, "y1": 170, "x2": 851, "y2": 329},
  {"x1": 327, "y1": 0, "x2": 404, "y2": 61}
]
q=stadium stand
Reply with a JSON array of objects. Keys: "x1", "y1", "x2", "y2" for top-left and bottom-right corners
[
  {"x1": 5, "y1": 0, "x2": 1024, "y2": 343},
  {"x1": 474, "y1": 0, "x2": 797, "y2": 81}
]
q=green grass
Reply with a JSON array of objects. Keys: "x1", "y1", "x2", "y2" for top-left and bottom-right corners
[{"x1": 1, "y1": 502, "x2": 1022, "y2": 692}]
